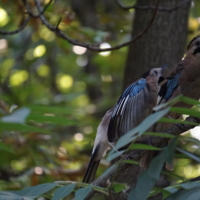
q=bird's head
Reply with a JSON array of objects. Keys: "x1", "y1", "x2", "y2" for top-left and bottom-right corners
[
  {"x1": 186, "y1": 35, "x2": 200, "y2": 57},
  {"x1": 142, "y1": 67, "x2": 166, "y2": 85}
]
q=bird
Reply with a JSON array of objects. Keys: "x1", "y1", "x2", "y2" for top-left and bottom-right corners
[
  {"x1": 83, "y1": 66, "x2": 169, "y2": 183},
  {"x1": 140, "y1": 35, "x2": 200, "y2": 168}
]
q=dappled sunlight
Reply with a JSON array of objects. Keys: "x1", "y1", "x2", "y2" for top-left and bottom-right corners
[
  {"x1": 101, "y1": 74, "x2": 113, "y2": 82},
  {"x1": 26, "y1": 48, "x2": 34, "y2": 60},
  {"x1": 37, "y1": 65, "x2": 50, "y2": 77},
  {"x1": 57, "y1": 147, "x2": 67, "y2": 158},
  {"x1": 72, "y1": 95, "x2": 89, "y2": 107},
  {"x1": 1, "y1": 59, "x2": 13, "y2": 77},
  {"x1": 190, "y1": 127, "x2": 200, "y2": 140},
  {"x1": 188, "y1": 18, "x2": 199, "y2": 32},
  {"x1": 99, "y1": 43, "x2": 111, "y2": 57},
  {"x1": 39, "y1": 27, "x2": 55, "y2": 41},
  {"x1": 11, "y1": 159, "x2": 27, "y2": 171},
  {"x1": 73, "y1": 45, "x2": 87, "y2": 55},
  {"x1": 85, "y1": 104, "x2": 96, "y2": 114},
  {"x1": 34, "y1": 167, "x2": 43, "y2": 175},
  {"x1": 33, "y1": 45, "x2": 46, "y2": 57},
  {"x1": 74, "y1": 81, "x2": 86, "y2": 92},
  {"x1": 10, "y1": 70, "x2": 29, "y2": 86},
  {"x1": 83, "y1": 126, "x2": 93, "y2": 134},
  {"x1": 74, "y1": 133, "x2": 84, "y2": 141},
  {"x1": 0, "y1": 8, "x2": 9, "y2": 26},
  {"x1": 0, "y1": 39, "x2": 7, "y2": 52},
  {"x1": 76, "y1": 55, "x2": 88, "y2": 67},
  {"x1": 56, "y1": 74, "x2": 73, "y2": 90}
]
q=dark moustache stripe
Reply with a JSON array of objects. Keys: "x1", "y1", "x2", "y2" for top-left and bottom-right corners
[{"x1": 193, "y1": 47, "x2": 200, "y2": 55}]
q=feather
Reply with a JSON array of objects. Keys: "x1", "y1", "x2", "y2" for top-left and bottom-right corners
[{"x1": 108, "y1": 79, "x2": 146, "y2": 142}]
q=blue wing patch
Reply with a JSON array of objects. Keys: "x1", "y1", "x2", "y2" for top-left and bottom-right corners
[
  {"x1": 118, "y1": 79, "x2": 146, "y2": 102},
  {"x1": 163, "y1": 73, "x2": 180, "y2": 100},
  {"x1": 108, "y1": 78, "x2": 147, "y2": 142}
]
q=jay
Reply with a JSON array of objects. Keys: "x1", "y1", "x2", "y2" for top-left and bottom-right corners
[
  {"x1": 141, "y1": 35, "x2": 200, "y2": 168},
  {"x1": 83, "y1": 66, "x2": 169, "y2": 183}
]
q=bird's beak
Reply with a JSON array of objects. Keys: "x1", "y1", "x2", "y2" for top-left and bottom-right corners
[
  {"x1": 166, "y1": 76, "x2": 174, "y2": 80},
  {"x1": 161, "y1": 64, "x2": 169, "y2": 72}
]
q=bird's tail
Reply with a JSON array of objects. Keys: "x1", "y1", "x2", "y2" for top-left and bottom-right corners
[{"x1": 82, "y1": 148, "x2": 100, "y2": 183}]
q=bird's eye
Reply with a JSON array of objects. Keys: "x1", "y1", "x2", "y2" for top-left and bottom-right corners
[
  {"x1": 196, "y1": 41, "x2": 200, "y2": 46},
  {"x1": 154, "y1": 70, "x2": 158, "y2": 75}
]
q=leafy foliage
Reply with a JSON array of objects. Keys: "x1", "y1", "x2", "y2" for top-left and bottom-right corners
[{"x1": 0, "y1": 0, "x2": 200, "y2": 200}]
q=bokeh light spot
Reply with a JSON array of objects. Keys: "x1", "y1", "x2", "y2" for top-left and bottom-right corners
[
  {"x1": 190, "y1": 127, "x2": 200, "y2": 140},
  {"x1": 34, "y1": 45, "x2": 46, "y2": 57},
  {"x1": 83, "y1": 126, "x2": 93, "y2": 134},
  {"x1": 56, "y1": 74, "x2": 73, "y2": 89},
  {"x1": 76, "y1": 56, "x2": 88, "y2": 67},
  {"x1": 99, "y1": 43, "x2": 111, "y2": 56},
  {"x1": 74, "y1": 133, "x2": 84, "y2": 141},
  {"x1": 101, "y1": 74, "x2": 113, "y2": 82},
  {"x1": 34, "y1": 166, "x2": 43, "y2": 175},
  {"x1": 37, "y1": 65, "x2": 50, "y2": 77},
  {"x1": 10, "y1": 70, "x2": 29, "y2": 86},
  {"x1": 26, "y1": 48, "x2": 34, "y2": 60},
  {"x1": 39, "y1": 27, "x2": 55, "y2": 41},
  {"x1": 0, "y1": 8, "x2": 9, "y2": 27},
  {"x1": 73, "y1": 45, "x2": 87, "y2": 55},
  {"x1": 0, "y1": 39, "x2": 7, "y2": 51}
]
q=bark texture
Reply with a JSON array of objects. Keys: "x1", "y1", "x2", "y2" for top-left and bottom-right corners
[
  {"x1": 123, "y1": 0, "x2": 191, "y2": 88},
  {"x1": 117, "y1": 0, "x2": 191, "y2": 200}
]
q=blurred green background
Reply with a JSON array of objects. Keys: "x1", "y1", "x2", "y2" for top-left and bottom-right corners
[{"x1": 0, "y1": 0, "x2": 200, "y2": 193}]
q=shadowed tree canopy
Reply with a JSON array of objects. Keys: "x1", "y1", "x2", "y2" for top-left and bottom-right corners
[{"x1": 0, "y1": 0, "x2": 200, "y2": 200}]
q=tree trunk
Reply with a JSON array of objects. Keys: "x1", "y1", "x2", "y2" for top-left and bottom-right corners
[
  {"x1": 123, "y1": 0, "x2": 190, "y2": 88},
  {"x1": 115, "y1": 0, "x2": 190, "y2": 200}
]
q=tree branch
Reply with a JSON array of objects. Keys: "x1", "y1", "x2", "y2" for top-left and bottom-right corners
[
  {"x1": 32, "y1": 0, "x2": 159, "y2": 52},
  {"x1": 115, "y1": 0, "x2": 191, "y2": 11},
  {"x1": 83, "y1": 116, "x2": 200, "y2": 200},
  {"x1": 0, "y1": 16, "x2": 31, "y2": 35},
  {"x1": 0, "y1": 0, "x2": 161, "y2": 52}
]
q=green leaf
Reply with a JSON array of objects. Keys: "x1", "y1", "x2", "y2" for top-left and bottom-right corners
[
  {"x1": 180, "y1": 96, "x2": 200, "y2": 106},
  {"x1": 176, "y1": 147, "x2": 200, "y2": 163},
  {"x1": 52, "y1": 184, "x2": 76, "y2": 200},
  {"x1": 1, "y1": 107, "x2": 30, "y2": 124},
  {"x1": 108, "y1": 108, "x2": 170, "y2": 161},
  {"x1": 28, "y1": 105, "x2": 75, "y2": 114},
  {"x1": 164, "y1": 186, "x2": 179, "y2": 194},
  {"x1": 128, "y1": 138, "x2": 178, "y2": 200},
  {"x1": 170, "y1": 107, "x2": 200, "y2": 118},
  {"x1": 174, "y1": 153, "x2": 189, "y2": 159},
  {"x1": 129, "y1": 144, "x2": 161, "y2": 151},
  {"x1": 75, "y1": 186, "x2": 92, "y2": 200},
  {"x1": 158, "y1": 117, "x2": 199, "y2": 126},
  {"x1": 166, "y1": 187, "x2": 200, "y2": 200},
  {"x1": 0, "y1": 142, "x2": 13, "y2": 153},
  {"x1": 107, "y1": 149, "x2": 125, "y2": 161},
  {"x1": 0, "y1": 122, "x2": 48, "y2": 133},
  {"x1": 122, "y1": 160, "x2": 139, "y2": 165},
  {"x1": 179, "y1": 136, "x2": 200, "y2": 146},
  {"x1": 149, "y1": 187, "x2": 171, "y2": 199},
  {"x1": 180, "y1": 181, "x2": 200, "y2": 189},
  {"x1": 162, "y1": 171, "x2": 186, "y2": 181},
  {"x1": 153, "y1": 96, "x2": 182, "y2": 111},
  {"x1": 28, "y1": 114, "x2": 77, "y2": 125},
  {"x1": 14, "y1": 183, "x2": 57, "y2": 198},
  {"x1": 112, "y1": 182, "x2": 126, "y2": 193},
  {"x1": 144, "y1": 132, "x2": 175, "y2": 138},
  {"x1": 99, "y1": 163, "x2": 118, "y2": 179},
  {"x1": 0, "y1": 191, "x2": 21, "y2": 200}
]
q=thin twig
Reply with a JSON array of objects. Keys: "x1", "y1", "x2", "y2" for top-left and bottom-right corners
[
  {"x1": 0, "y1": 16, "x2": 31, "y2": 35},
  {"x1": 33, "y1": 0, "x2": 160, "y2": 52},
  {"x1": 115, "y1": 0, "x2": 191, "y2": 11}
]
